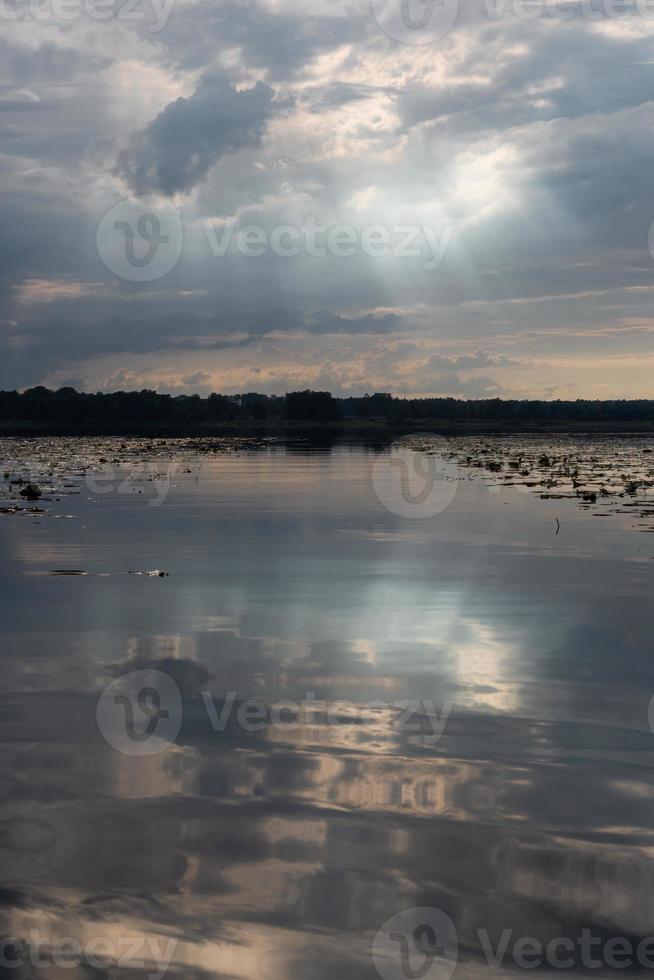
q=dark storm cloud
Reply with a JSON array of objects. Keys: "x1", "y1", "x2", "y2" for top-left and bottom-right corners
[
  {"x1": 115, "y1": 75, "x2": 286, "y2": 196},
  {"x1": 0, "y1": 190, "x2": 87, "y2": 310},
  {"x1": 0, "y1": 306, "x2": 402, "y2": 383}
]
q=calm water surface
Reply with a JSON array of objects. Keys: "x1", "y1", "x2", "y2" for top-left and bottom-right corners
[{"x1": 1, "y1": 439, "x2": 653, "y2": 979}]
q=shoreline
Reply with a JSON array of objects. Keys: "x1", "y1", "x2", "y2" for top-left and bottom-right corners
[{"x1": 1, "y1": 419, "x2": 654, "y2": 437}]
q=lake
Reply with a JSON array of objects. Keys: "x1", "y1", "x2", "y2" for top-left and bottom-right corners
[{"x1": 1, "y1": 435, "x2": 653, "y2": 980}]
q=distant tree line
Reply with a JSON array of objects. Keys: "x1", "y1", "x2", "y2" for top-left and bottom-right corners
[{"x1": 1, "y1": 386, "x2": 653, "y2": 425}]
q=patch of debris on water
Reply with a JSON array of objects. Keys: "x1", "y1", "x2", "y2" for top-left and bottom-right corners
[
  {"x1": 401, "y1": 435, "x2": 654, "y2": 533},
  {"x1": 0, "y1": 436, "x2": 280, "y2": 521},
  {"x1": 2, "y1": 434, "x2": 654, "y2": 534},
  {"x1": 47, "y1": 569, "x2": 169, "y2": 577}
]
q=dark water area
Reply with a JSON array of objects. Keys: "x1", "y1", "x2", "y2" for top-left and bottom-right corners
[{"x1": 1, "y1": 436, "x2": 653, "y2": 979}]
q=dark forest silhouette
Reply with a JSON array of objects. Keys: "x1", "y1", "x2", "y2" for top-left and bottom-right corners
[{"x1": 1, "y1": 386, "x2": 653, "y2": 426}]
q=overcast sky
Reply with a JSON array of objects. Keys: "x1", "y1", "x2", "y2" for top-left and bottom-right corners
[{"x1": 1, "y1": 0, "x2": 654, "y2": 397}]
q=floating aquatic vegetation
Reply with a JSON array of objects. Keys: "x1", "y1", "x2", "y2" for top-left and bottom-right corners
[
  {"x1": 399, "y1": 434, "x2": 654, "y2": 532},
  {"x1": 2, "y1": 434, "x2": 654, "y2": 533},
  {"x1": 48, "y1": 569, "x2": 169, "y2": 577},
  {"x1": 19, "y1": 483, "x2": 41, "y2": 500},
  {"x1": 0, "y1": 437, "x2": 203, "y2": 517}
]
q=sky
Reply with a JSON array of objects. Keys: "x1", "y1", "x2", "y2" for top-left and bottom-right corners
[{"x1": 1, "y1": 0, "x2": 654, "y2": 398}]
